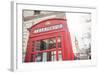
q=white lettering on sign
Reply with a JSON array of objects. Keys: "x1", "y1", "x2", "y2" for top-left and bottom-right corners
[{"x1": 34, "y1": 24, "x2": 63, "y2": 33}]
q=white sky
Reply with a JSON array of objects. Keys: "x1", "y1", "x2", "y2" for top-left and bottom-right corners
[{"x1": 66, "y1": 13, "x2": 91, "y2": 53}]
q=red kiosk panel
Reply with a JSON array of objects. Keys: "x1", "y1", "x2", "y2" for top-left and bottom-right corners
[{"x1": 25, "y1": 18, "x2": 74, "y2": 62}]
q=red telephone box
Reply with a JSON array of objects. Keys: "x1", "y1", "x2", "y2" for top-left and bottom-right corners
[{"x1": 24, "y1": 18, "x2": 74, "y2": 62}]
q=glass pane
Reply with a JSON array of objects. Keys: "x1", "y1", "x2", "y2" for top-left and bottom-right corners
[
  {"x1": 58, "y1": 51, "x2": 62, "y2": 61},
  {"x1": 51, "y1": 51, "x2": 56, "y2": 61},
  {"x1": 30, "y1": 54, "x2": 34, "y2": 62},
  {"x1": 34, "y1": 51, "x2": 56, "y2": 62},
  {"x1": 36, "y1": 53, "x2": 42, "y2": 62},
  {"x1": 35, "y1": 41, "x2": 41, "y2": 51},
  {"x1": 35, "y1": 37, "x2": 56, "y2": 51},
  {"x1": 58, "y1": 36, "x2": 61, "y2": 48},
  {"x1": 48, "y1": 38, "x2": 56, "y2": 49},
  {"x1": 42, "y1": 52, "x2": 47, "y2": 62},
  {"x1": 32, "y1": 41, "x2": 34, "y2": 52}
]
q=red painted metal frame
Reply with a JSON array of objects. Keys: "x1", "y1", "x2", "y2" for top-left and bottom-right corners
[
  {"x1": 56, "y1": 36, "x2": 59, "y2": 61},
  {"x1": 24, "y1": 18, "x2": 74, "y2": 62},
  {"x1": 30, "y1": 33, "x2": 63, "y2": 62}
]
